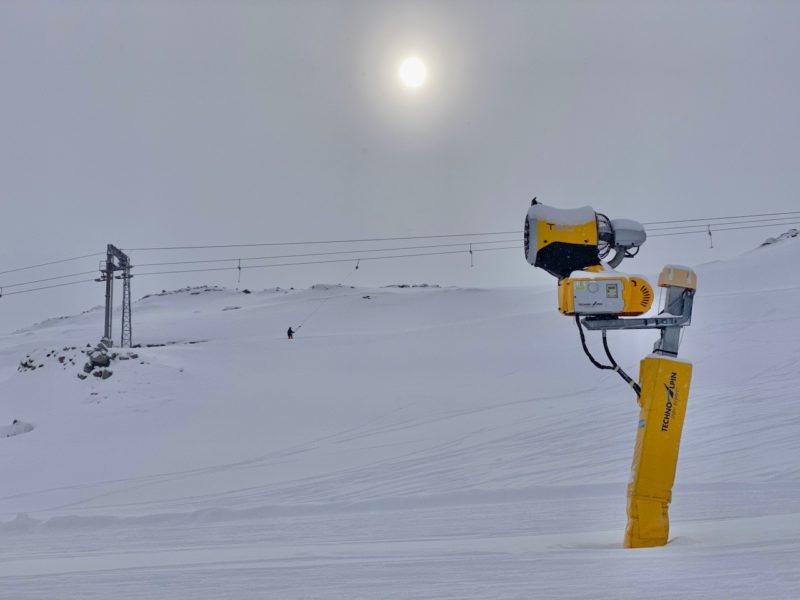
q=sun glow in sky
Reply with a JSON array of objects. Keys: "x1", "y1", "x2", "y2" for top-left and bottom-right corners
[{"x1": 398, "y1": 56, "x2": 428, "y2": 89}]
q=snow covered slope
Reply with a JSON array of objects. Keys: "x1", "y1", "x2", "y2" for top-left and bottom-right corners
[{"x1": 1, "y1": 238, "x2": 799, "y2": 599}]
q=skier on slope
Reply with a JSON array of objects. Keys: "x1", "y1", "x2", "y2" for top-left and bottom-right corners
[{"x1": 287, "y1": 326, "x2": 296, "y2": 340}]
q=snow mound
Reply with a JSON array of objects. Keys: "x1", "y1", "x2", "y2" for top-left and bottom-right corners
[
  {"x1": 139, "y1": 285, "x2": 224, "y2": 300},
  {"x1": 1, "y1": 420, "x2": 34, "y2": 438},
  {"x1": 760, "y1": 228, "x2": 799, "y2": 247},
  {"x1": 309, "y1": 283, "x2": 351, "y2": 291}
]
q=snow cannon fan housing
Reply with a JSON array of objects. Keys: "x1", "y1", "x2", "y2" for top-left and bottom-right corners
[{"x1": 523, "y1": 200, "x2": 647, "y2": 279}]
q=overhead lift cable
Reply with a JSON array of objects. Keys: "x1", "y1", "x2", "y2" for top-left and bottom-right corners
[
  {"x1": 3, "y1": 209, "x2": 799, "y2": 278},
  {"x1": 641, "y1": 209, "x2": 800, "y2": 226},
  {"x1": 124, "y1": 209, "x2": 800, "y2": 253},
  {"x1": 1, "y1": 279, "x2": 96, "y2": 296},
  {"x1": 127, "y1": 217, "x2": 800, "y2": 278},
  {"x1": 125, "y1": 231, "x2": 518, "y2": 252},
  {"x1": 647, "y1": 215, "x2": 800, "y2": 232},
  {"x1": 0, "y1": 252, "x2": 103, "y2": 277},
  {"x1": 133, "y1": 238, "x2": 519, "y2": 269},
  {"x1": 0, "y1": 270, "x2": 98, "y2": 290},
  {"x1": 650, "y1": 220, "x2": 800, "y2": 238},
  {"x1": 2, "y1": 209, "x2": 800, "y2": 300},
  {"x1": 132, "y1": 245, "x2": 520, "y2": 278}
]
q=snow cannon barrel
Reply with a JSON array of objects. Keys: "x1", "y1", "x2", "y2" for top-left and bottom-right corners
[{"x1": 524, "y1": 200, "x2": 646, "y2": 279}]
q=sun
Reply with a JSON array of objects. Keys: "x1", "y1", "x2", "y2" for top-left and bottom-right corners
[{"x1": 398, "y1": 57, "x2": 428, "y2": 89}]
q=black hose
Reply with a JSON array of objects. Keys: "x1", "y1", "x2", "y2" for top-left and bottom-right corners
[
  {"x1": 602, "y1": 329, "x2": 642, "y2": 397},
  {"x1": 575, "y1": 316, "x2": 615, "y2": 371},
  {"x1": 575, "y1": 316, "x2": 641, "y2": 398}
]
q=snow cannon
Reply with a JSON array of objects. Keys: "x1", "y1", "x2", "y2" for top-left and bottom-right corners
[
  {"x1": 523, "y1": 199, "x2": 652, "y2": 317},
  {"x1": 524, "y1": 199, "x2": 646, "y2": 279},
  {"x1": 522, "y1": 199, "x2": 697, "y2": 549}
]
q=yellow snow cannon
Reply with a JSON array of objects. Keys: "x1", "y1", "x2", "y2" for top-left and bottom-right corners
[
  {"x1": 524, "y1": 199, "x2": 646, "y2": 280},
  {"x1": 523, "y1": 199, "x2": 697, "y2": 549}
]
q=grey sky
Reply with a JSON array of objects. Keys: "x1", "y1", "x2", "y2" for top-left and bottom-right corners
[{"x1": 1, "y1": 1, "x2": 799, "y2": 335}]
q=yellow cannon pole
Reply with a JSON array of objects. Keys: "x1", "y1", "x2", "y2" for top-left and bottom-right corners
[
  {"x1": 625, "y1": 266, "x2": 697, "y2": 548},
  {"x1": 625, "y1": 355, "x2": 692, "y2": 547}
]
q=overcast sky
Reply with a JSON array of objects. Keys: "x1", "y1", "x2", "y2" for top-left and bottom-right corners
[{"x1": 1, "y1": 0, "x2": 798, "y2": 336}]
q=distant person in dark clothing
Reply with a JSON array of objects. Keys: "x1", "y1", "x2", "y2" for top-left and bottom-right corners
[{"x1": 287, "y1": 327, "x2": 295, "y2": 340}]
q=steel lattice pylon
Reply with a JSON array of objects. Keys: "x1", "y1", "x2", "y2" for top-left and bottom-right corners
[
  {"x1": 120, "y1": 261, "x2": 132, "y2": 348},
  {"x1": 99, "y1": 244, "x2": 133, "y2": 348}
]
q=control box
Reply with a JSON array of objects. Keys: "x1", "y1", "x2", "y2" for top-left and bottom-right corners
[{"x1": 559, "y1": 275, "x2": 653, "y2": 316}]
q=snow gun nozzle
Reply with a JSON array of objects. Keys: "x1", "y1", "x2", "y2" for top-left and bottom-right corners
[{"x1": 523, "y1": 200, "x2": 646, "y2": 279}]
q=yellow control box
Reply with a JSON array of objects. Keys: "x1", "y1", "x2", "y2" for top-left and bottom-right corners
[
  {"x1": 625, "y1": 355, "x2": 693, "y2": 548},
  {"x1": 558, "y1": 275, "x2": 653, "y2": 316}
]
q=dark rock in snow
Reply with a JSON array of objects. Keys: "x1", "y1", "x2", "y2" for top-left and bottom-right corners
[{"x1": 90, "y1": 354, "x2": 111, "y2": 368}]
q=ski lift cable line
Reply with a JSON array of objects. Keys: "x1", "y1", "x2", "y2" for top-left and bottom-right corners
[
  {"x1": 649, "y1": 221, "x2": 800, "y2": 237},
  {"x1": 127, "y1": 212, "x2": 800, "y2": 253},
  {"x1": 0, "y1": 236, "x2": 520, "y2": 277},
  {"x1": 133, "y1": 246, "x2": 522, "y2": 277},
  {"x1": 2, "y1": 278, "x2": 96, "y2": 297},
  {"x1": 127, "y1": 214, "x2": 800, "y2": 267},
  {"x1": 1, "y1": 247, "x2": 520, "y2": 296},
  {"x1": 124, "y1": 210, "x2": 800, "y2": 253},
  {"x1": 5, "y1": 219, "x2": 799, "y2": 298},
  {"x1": 641, "y1": 210, "x2": 800, "y2": 226},
  {"x1": 133, "y1": 238, "x2": 520, "y2": 268},
  {"x1": 0, "y1": 270, "x2": 98, "y2": 290},
  {"x1": 2, "y1": 209, "x2": 798, "y2": 280},
  {"x1": 0, "y1": 252, "x2": 104, "y2": 277},
  {"x1": 128, "y1": 220, "x2": 798, "y2": 277},
  {"x1": 647, "y1": 215, "x2": 800, "y2": 233},
  {"x1": 124, "y1": 231, "x2": 519, "y2": 252}
]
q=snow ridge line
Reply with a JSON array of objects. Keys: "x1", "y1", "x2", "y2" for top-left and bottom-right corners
[{"x1": 0, "y1": 484, "x2": 627, "y2": 533}]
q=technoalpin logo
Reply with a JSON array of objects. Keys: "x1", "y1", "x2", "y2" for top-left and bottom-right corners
[{"x1": 661, "y1": 372, "x2": 678, "y2": 433}]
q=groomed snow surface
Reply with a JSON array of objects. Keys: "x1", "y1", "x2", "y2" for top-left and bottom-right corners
[{"x1": 1, "y1": 238, "x2": 799, "y2": 599}]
